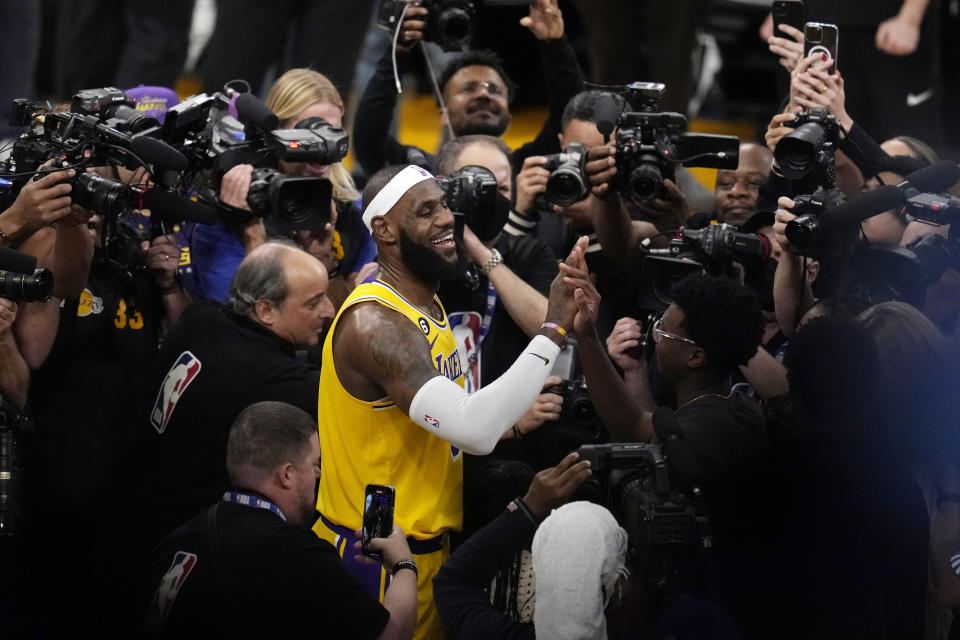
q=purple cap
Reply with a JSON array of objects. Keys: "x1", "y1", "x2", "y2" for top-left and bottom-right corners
[{"x1": 125, "y1": 85, "x2": 180, "y2": 124}]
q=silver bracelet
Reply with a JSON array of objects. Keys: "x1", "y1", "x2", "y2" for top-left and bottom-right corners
[{"x1": 480, "y1": 248, "x2": 503, "y2": 275}]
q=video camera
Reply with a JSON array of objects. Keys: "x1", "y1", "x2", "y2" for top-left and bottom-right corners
[
  {"x1": 153, "y1": 87, "x2": 346, "y2": 235},
  {"x1": 636, "y1": 224, "x2": 772, "y2": 312},
  {"x1": 576, "y1": 443, "x2": 714, "y2": 603},
  {"x1": 0, "y1": 88, "x2": 161, "y2": 216},
  {"x1": 596, "y1": 82, "x2": 739, "y2": 205}
]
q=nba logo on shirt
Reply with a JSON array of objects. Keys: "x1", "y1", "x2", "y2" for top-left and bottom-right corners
[
  {"x1": 150, "y1": 351, "x2": 202, "y2": 434},
  {"x1": 146, "y1": 551, "x2": 197, "y2": 631}
]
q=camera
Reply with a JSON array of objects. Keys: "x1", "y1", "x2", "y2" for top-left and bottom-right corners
[
  {"x1": 0, "y1": 246, "x2": 54, "y2": 303},
  {"x1": 849, "y1": 232, "x2": 960, "y2": 308},
  {"x1": 438, "y1": 164, "x2": 507, "y2": 241},
  {"x1": 542, "y1": 142, "x2": 589, "y2": 207},
  {"x1": 904, "y1": 191, "x2": 960, "y2": 225},
  {"x1": 576, "y1": 443, "x2": 714, "y2": 604},
  {"x1": 152, "y1": 87, "x2": 346, "y2": 233},
  {"x1": 603, "y1": 82, "x2": 739, "y2": 205},
  {"x1": 783, "y1": 187, "x2": 848, "y2": 259},
  {"x1": 636, "y1": 224, "x2": 771, "y2": 311},
  {"x1": 543, "y1": 378, "x2": 603, "y2": 444},
  {"x1": 774, "y1": 107, "x2": 840, "y2": 181},
  {"x1": 378, "y1": 0, "x2": 477, "y2": 51}
]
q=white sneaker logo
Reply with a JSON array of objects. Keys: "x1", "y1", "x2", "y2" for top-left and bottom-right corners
[{"x1": 906, "y1": 88, "x2": 935, "y2": 108}]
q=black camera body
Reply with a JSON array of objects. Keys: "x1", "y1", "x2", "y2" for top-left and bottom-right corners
[
  {"x1": 576, "y1": 443, "x2": 713, "y2": 602},
  {"x1": 851, "y1": 232, "x2": 960, "y2": 308},
  {"x1": 1, "y1": 89, "x2": 148, "y2": 216},
  {"x1": 774, "y1": 107, "x2": 840, "y2": 182},
  {"x1": 155, "y1": 89, "x2": 347, "y2": 233},
  {"x1": 543, "y1": 378, "x2": 603, "y2": 444},
  {"x1": 608, "y1": 82, "x2": 739, "y2": 205},
  {"x1": 784, "y1": 187, "x2": 847, "y2": 259},
  {"x1": 438, "y1": 164, "x2": 508, "y2": 242},
  {"x1": 379, "y1": 0, "x2": 476, "y2": 51},
  {"x1": 904, "y1": 192, "x2": 960, "y2": 225},
  {"x1": 666, "y1": 224, "x2": 771, "y2": 267},
  {"x1": 542, "y1": 142, "x2": 589, "y2": 207}
]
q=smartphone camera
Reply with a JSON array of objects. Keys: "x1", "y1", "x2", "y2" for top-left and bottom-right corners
[{"x1": 806, "y1": 25, "x2": 823, "y2": 42}]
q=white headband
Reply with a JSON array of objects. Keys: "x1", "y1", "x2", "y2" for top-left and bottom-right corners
[{"x1": 362, "y1": 165, "x2": 435, "y2": 231}]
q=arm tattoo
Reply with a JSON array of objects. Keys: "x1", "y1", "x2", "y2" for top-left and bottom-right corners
[{"x1": 366, "y1": 324, "x2": 438, "y2": 410}]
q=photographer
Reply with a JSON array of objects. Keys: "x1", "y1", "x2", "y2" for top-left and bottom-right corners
[
  {"x1": 187, "y1": 68, "x2": 375, "y2": 309},
  {"x1": 563, "y1": 268, "x2": 766, "y2": 491},
  {"x1": 353, "y1": 0, "x2": 584, "y2": 176},
  {"x1": 434, "y1": 452, "x2": 631, "y2": 640}
]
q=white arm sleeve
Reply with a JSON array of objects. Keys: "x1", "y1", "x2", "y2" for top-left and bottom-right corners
[{"x1": 407, "y1": 334, "x2": 561, "y2": 455}]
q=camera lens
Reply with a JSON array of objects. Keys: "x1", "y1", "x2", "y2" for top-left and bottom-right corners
[
  {"x1": 775, "y1": 122, "x2": 827, "y2": 179},
  {"x1": 275, "y1": 179, "x2": 326, "y2": 226},
  {"x1": 546, "y1": 168, "x2": 587, "y2": 207},
  {"x1": 570, "y1": 396, "x2": 597, "y2": 428},
  {"x1": 0, "y1": 268, "x2": 53, "y2": 303},
  {"x1": 72, "y1": 172, "x2": 133, "y2": 218},
  {"x1": 626, "y1": 161, "x2": 663, "y2": 203},
  {"x1": 807, "y1": 26, "x2": 822, "y2": 41},
  {"x1": 437, "y1": 6, "x2": 473, "y2": 49}
]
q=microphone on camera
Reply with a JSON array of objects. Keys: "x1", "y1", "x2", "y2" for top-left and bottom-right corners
[
  {"x1": 818, "y1": 160, "x2": 960, "y2": 233},
  {"x1": 141, "y1": 189, "x2": 221, "y2": 225},
  {"x1": 130, "y1": 136, "x2": 189, "y2": 171},
  {"x1": 595, "y1": 93, "x2": 621, "y2": 142},
  {"x1": 0, "y1": 246, "x2": 38, "y2": 274},
  {"x1": 234, "y1": 93, "x2": 280, "y2": 131}
]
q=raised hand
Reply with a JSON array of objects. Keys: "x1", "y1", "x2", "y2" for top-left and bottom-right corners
[
  {"x1": 520, "y1": 0, "x2": 564, "y2": 41},
  {"x1": 522, "y1": 451, "x2": 592, "y2": 520},
  {"x1": 606, "y1": 317, "x2": 644, "y2": 371}
]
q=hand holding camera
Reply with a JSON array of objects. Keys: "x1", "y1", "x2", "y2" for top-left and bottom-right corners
[
  {"x1": 606, "y1": 317, "x2": 645, "y2": 372},
  {"x1": 2, "y1": 163, "x2": 75, "y2": 239},
  {"x1": 768, "y1": 23, "x2": 805, "y2": 73},
  {"x1": 765, "y1": 110, "x2": 800, "y2": 154},
  {"x1": 773, "y1": 196, "x2": 799, "y2": 253},
  {"x1": 219, "y1": 164, "x2": 255, "y2": 212},
  {"x1": 583, "y1": 144, "x2": 618, "y2": 199},
  {"x1": 521, "y1": 451, "x2": 592, "y2": 520},
  {"x1": 353, "y1": 523, "x2": 414, "y2": 570},
  {"x1": 791, "y1": 59, "x2": 853, "y2": 132},
  {"x1": 514, "y1": 155, "x2": 551, "y2": 214},
  {"x1": 515, "y1": 376, "x2": 564, "y2": 436},
  {"x1": 396, "y1": 4, "x2": 429, "y2": 54}
]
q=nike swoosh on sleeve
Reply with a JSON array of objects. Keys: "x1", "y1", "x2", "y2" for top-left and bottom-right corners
[
  {"x1": 906, "y1": 88, "x2": 935, "y2": 107},
  {"x1": 527, "y1": 353, "x2": 550, "y2": 366}
]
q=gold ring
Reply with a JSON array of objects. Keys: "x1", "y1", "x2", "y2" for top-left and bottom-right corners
[{"x1": 819, "y1": 85, "x2": 826, "y2": 93}]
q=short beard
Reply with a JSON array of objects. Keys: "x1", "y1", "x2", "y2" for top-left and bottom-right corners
[
  {"x1": 399, "y1": 228, "x2": 461, "y2": 285},
  {"x1": 457, "y1": 118, "x2": 510, "y2": 137}
]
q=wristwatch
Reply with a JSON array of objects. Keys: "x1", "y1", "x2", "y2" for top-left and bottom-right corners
[{"x1": 479, "y1": 248, "x2": 503, "y2": 276}]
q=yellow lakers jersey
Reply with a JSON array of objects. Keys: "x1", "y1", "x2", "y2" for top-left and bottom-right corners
[{"x1": 315, "y1": 280, "x2": 466, "y2": 539}]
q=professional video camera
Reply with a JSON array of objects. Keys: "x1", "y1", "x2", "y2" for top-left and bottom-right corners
[
  {"x1": 438, "y1": 164, "x2": 508, "y2": 242},
  {"x1": 0, "y1": 88, "x2": 161, "y2": 215},
  {"x1": 576, "y1": 442, "x2": 714, "y2": 603},
  {"x1": 378, "y1": 0, "x2": 531, "y2": 51},
  {"x1": 774, "y1": 107, "x2": 841, "y2": 183},
  {"x1": 635, "y1": 224, "x2": 772, "y2": 312},
  {"x1": 0, "y1": 246, "x2": 53, "y2": 303},
  {"x1": 151, "y1": 86, "x2": 346, "y2": 235},
  {"x1": 596, "y1": 82, "x2": 739, "y2": 205},
  {"x1": 541, "y1": 142, "x2": 589, "y2": 207}
]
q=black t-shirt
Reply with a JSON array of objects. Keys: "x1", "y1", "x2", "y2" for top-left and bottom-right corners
[
  {"x1": 652, "y1": 391, "x2": 767, "y2": 489},
  {"x1": 127, "y1": 302, "x2": 321, "y2": 545},
  {"x1": 30, "y1": 259, "x2": 163, "y2": 511},
  {"x1": 142, "y1": 501, "x2": 389, "y2": 638}
]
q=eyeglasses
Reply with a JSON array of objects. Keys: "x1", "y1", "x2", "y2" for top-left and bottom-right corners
[
  {"x1": 459, "y1": 80, "x2": 504, "y2": 97},
  {"x1": 652, "y1": 317, "x2": 697, "y2": 346}
]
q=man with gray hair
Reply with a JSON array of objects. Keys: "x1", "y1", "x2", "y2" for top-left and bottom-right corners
[
  {"x1": 127, "y1": 240, "x2": 335, "y2": 552},
  {"x1": 142, "y1": 401, "x2": 418, "y2": 639}
]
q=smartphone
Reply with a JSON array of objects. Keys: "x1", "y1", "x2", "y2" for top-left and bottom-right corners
[
  {"x1": 804, "y1": 21, "x2": 839, "y2": 74},
  {"x1": 361, "y1": 484, "x2": 396, "y2": 559},
  {"x1": 772, "y1": 0, "x2": 805, "y2": 37}
]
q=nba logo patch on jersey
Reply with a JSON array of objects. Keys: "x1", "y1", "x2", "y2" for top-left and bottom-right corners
[
  {"x1": 146, "y1": 551, "x2": 197, "y2": 631},
  {"x1": 150, "y1": 351, "x2": 202, "y2": 434}
]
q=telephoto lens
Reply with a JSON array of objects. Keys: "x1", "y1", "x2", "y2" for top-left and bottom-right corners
[
  {"x1": 0, "y1": 268, "x2": 53, "y2": 303},
  {"x1": 71, "y1": 172, "x2": 134, "y2": 218}
]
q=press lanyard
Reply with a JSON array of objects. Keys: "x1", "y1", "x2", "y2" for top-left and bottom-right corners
[
  {"x1": 221, "y1": 491, "x2": 287, "y2": 522},
  {"x1": 478, "y1": 281, "x2": 497, "y2": 346}
]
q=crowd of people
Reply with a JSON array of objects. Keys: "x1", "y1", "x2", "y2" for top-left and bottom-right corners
[{"x1": 1, "y1": 0, "x2": 959, "y2": 638}]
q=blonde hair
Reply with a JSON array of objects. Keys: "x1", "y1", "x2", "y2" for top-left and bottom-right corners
[{"x1": 265, "y1": 68, "x2": 359, "y2": 202}]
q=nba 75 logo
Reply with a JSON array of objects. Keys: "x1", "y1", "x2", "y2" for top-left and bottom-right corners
[{"x1": 150, "y1": 351, "x2": 202, "y2": 434}]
